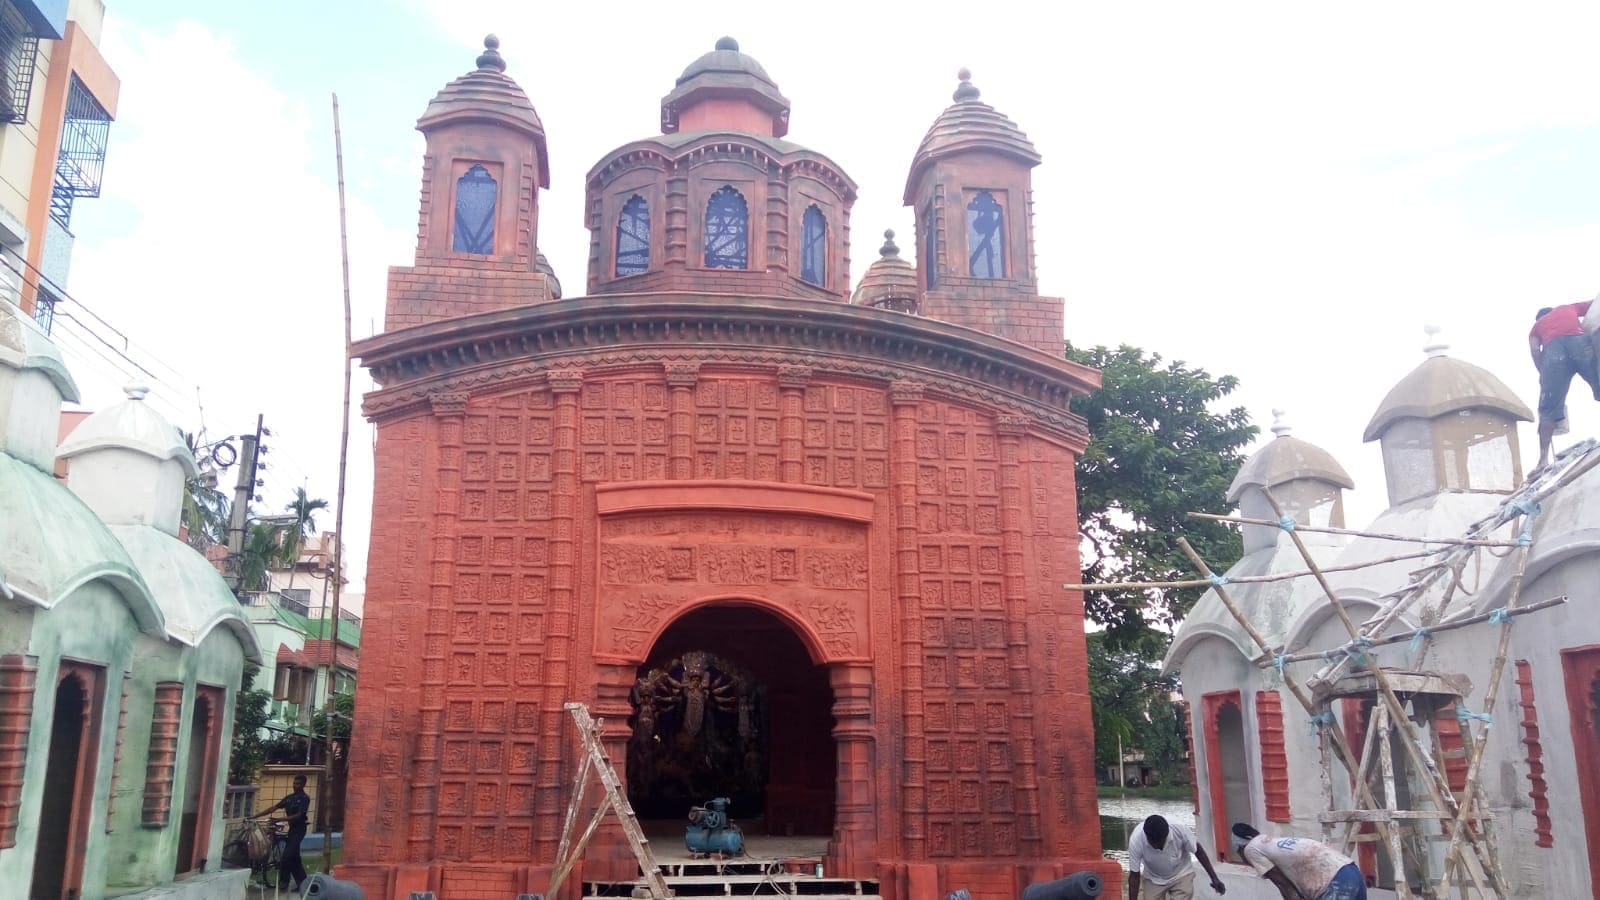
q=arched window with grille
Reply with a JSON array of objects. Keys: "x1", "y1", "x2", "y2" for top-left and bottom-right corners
[
  {"x1": 453, "y1": 165, "x2": 497, "y2": 255},
  {"x1": 800, "y1": 205, "x2": 827, "y2": 285},
  {"x1": 965, "y1": 190, "x2": 1006, "y2": 279},
  {"x1": 615, "y1": 195, "x2": 650, "y2": 277},
  {"x1": 704, "y1": 185, "x2": 749, "y2": 270}
]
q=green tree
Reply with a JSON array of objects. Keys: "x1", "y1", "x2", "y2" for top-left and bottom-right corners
[
  {"x1": 228, "y1": 664, "x2": 273, "y2": 785},
  {"x1": 1067, "y1": 343, "x2": 1254, "y2": 781},
  {"x1": 311, "y1": 690, "x2": 355, "y2": 742},
  {"x1": 180, "y1": 432, "x2": 231, "y2": 551},
  {"x1": 1066, "y1": 343, "x2": 1257, "y2": 646},
  {"x1": 1088, "y1": 631, "x2": 1178, "y2": 775},
  {"x1": 281, "y1": 487, "x2": 330, "y2": 589},
  {"x1": 238, "y1": 522, "x2": 287, "y2": 592}
]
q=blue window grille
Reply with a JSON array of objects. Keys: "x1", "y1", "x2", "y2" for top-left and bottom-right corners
[
  {"x1": 452, "y1": 165, "x2": 497, "y2": 255},
  {"x1": 32, "y1": 287, "x2": 56, "y2": 334},
  {"x1": 50, "y1": 75, "x2": 112, "y2": 229},
  {"x1": 923, "y1": 204, "x2": 937, "y2": 290},
  {"x1": 800, "y1": 205, "x2": 826, "y2": 285},
  {"x1": 704, "y1": 185, "x2": 748, "y2": 270},
  {"x1": 966, "y1": 191, "x2": 1006, "y2": 279},
  {"x1": 0, "y1": 3, "x2": 40, "y2": 125},
  {"x1": 615, "y1": 195, "x2": 650, "y2": 276}
]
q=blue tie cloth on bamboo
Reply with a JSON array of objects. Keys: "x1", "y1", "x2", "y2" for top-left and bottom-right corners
[
  {"x1": 1309, "y1": 710, "x2": 1336, "y2": 735},
  {"x1": 1510, "y1": 498, "x2": 1541, "y2": 546},
  {"x1": 1277, "y1": 515, "x2": 1297, "y2": 532},
  {"x1": 1207, "y1": 574, "x2": 1230, "y2": 587},
  {"x1": 1456, "y1": 707, "x2": 1492, "y2": 728},
  {"x1": 1346, "y1": 635, "x2": 1375, "y2": 667},
  {"x1": 1408, "y1": 627, "x2": 1431, "y2": 660},
  {"x1": 1488, "y1": 607, "x2": 1511, "y2": 626}
]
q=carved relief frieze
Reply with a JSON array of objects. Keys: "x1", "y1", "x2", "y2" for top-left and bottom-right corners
[{"x1": 596, "y1": 510, "x2": 870, "y2": 661}]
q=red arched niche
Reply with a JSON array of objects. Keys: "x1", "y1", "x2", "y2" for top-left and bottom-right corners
[{"x1": 628, "y1": 602, "x2": 835, "y2": 835}]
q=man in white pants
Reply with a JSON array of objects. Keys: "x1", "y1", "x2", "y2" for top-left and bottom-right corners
[{"x1": 1126, "y1": 814, "x2": 1227, "y2": 899}]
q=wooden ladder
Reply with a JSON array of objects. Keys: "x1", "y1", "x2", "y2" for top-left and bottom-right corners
[{"x1": 547, "y1": 701, "x2": 672, "y2": 900}]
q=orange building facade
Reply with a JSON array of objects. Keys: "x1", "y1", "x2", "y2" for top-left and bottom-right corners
[{"x1": 342, "y1": 36, "x2": 1115, "y2": 900}]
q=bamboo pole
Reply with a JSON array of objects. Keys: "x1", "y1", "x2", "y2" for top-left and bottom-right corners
[
  {"x1": 1376, "y1": 705, "x2": 1414, "y2": 900},
  {"x1": 1258, "y1": 490, "x2": 1498, "y2": 896},
  {"x1": 1188, "y1": 512, "x2": 1522, "y2": 548},
  {"x1": 1061, "y1": 548, "x2": 1441, "y2": 592},
  {"x1": 1257, "y1": 597, "x2": 1565, "y2": 667},
  {"x1": 1435, "y1": 519, "x2": 1533, "y2": 894},
  {"x1": 318, "y1": 92, "x2": 356, "y2": 877},
  {"x1": 1174, "y1": 538, "x2": 1404, "y2": 855}
]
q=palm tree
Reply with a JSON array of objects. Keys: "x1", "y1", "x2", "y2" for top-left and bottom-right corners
[
  {"x1": 282, "y1": 487, "x2": 330, "y2": 589},
  {"x1": 238, "y1": 522, "x2": 287, "y2": 592},
  {"x1": 180, "y1": 433, "x2": 231, "y2": 551}
]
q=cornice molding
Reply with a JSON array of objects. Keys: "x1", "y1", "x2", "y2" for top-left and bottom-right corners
[{"x1": 356, "y1": 294, "x2": 1096, "y2": 445}]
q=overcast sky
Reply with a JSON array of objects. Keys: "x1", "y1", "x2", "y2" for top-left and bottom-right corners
[{"x1": 60, "y1": 1, "x2": 1600, "y2": 595}]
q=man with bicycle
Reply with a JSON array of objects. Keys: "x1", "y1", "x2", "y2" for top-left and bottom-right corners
[{"x1": 257, "y1": 775, "x2": 311, "y2": 891}]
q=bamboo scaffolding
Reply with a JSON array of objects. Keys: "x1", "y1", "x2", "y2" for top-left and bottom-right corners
[
  {"x1": 1173, "y1": 539, "x2": 1406, "y2": 858},
  {"x1": 1187, "y1": 512, "x2": 1523, "y2": 548},
  {"x1": 1259, "y1": 490, "x2": 1501, "y2": 897},
  {"x1": 1061, "y1": 548, "x2": 1441, "y2": 593},
  {"x1": 1256, "y1": 597, "x2": 1565, "y2": 667}
]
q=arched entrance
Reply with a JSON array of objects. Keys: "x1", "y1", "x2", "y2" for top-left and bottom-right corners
[
  {"x1": 177, "y1": 686, "x2": 223, "y2": 874},
  {"x1": 628, "y1": 604, "x2": 836, "y2": 836},
  {"x1": 33, "y1": 664, "x2": 103, "y2": 900}
]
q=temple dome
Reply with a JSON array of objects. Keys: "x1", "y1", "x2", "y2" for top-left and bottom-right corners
[
  {"x1": 1363, "y1": 328, "x2": 1532, "y2": 442},
  {"x1": 661, "y1": 37, "x2": 791, "y2": 137},
  {"x1": 851, "y1": 230, "x2": 919, "y2": 312},
  {"x1": 418, "y1": 35, "x2": 550, "y2": 188},
  {"x1": 57, "y1": 384, "x2": 197, "y2": 474},
  {"x1": 110, "y1": 524, "x2": 261, "y2": 660},
  {"x1": 1228, "y1": 411, "x2": 1354, "y2": 503},
  {"x1": 904, "y1": 69, "x2": 1041, "y2": 204}
]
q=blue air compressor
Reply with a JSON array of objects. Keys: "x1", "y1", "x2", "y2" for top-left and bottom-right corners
[{"x1": 685, "y1": 797, "x2": 745, "y2": 856}]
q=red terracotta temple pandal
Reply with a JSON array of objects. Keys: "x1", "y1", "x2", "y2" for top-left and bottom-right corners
[{"x1": 340, "y1": 34, "x2": 1115, "y2": 900}]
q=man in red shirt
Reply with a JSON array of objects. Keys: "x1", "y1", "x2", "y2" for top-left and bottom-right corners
[{"x1": 1529, "y1": 299, "x2": 1598, "y2": 468}]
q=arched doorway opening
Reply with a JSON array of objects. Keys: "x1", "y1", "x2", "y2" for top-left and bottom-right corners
[
  {"x1": 628, "y1": 604, "x2": 835, "y2": 836},
  {"x1": 177, "y1": 686, "x2": 223, "y2": 874},
  {"x1": 1202, "y1": 691, "x2": 1251, "y2": 861},
  {"x1": 33, "y1": 665, "x2": 103, "y2": 900}
]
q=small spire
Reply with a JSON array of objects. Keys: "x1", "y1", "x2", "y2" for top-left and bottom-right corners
[
  {"x1": 715, "y1": 36, "x2": 740, "y2": 51},
  {"x1": 1270, "y1": 408, "x2": 1291, "y2": 437},
  {"x1": 880, "y1": 229, "x2": 900, "y2": 258},
  {"x1": 124, "y1": 383, "x2": 150, "y2": 401},
  {"x1": 1423, "y1": 323, "x2": 1449, "y2": 358},
  {"x1": 476, "y1": 34, "x2": 505, "y2": 72},
  {"x1": 953, "y1": 67, "x2": 981, "y2": 102}
]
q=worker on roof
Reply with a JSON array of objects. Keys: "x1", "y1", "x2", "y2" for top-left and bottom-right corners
[{"x1": 1529, "y1": 298, "x2": 1599, "y2": 469}]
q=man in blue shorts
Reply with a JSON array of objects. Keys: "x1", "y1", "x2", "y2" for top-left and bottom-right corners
[
  {"x1": 1232, "y1": 823, "x2": 1365, "y2": 900},
  {"x1": 1530, "y1": 300, "x2": 1599, "y2": 468}
]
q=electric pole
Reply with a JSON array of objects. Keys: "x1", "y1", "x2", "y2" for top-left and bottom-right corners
[{"x1": 225, "y1": 414, "x2": 265, "y2": 593}]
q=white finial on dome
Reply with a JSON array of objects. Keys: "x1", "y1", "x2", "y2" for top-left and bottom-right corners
[
  {"x1": 123, "y1": 383, "x2": 151, "y2": 401},
  {"x1": 1423, "y1": 324, "x2": 1449, "y2": 358},
  {"x1": 1270, "y1": 408, "x2": 1291, "y2": 437}
]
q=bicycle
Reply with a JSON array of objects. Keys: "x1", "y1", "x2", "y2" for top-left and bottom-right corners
[{"x1": 223, "y1": 817, "x2": 288, "y2": 890}]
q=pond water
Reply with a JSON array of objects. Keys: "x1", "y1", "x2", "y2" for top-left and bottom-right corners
[{"x1": 1097, "y1": 794, "x2": 1197, "y2": 863}]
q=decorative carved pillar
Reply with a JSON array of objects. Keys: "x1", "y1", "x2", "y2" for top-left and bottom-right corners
[
  {"x1": 827, "y1": 663, "x2": 876, "y2": 873},
  {"x1": 996, "y1": 414, "x2": 1043, "y2": 853},
  {"x1": 143, "y1": 681, "x2": 184, "y2": 827},
  {"x1": 665, "y1": 363, "x2": 699, "y2": 480},
  {"x1": 540, "y1": 368, "x2": 584, "y2": 855},
  {"x1": 778, "y1": 365, "x2": 811, "y2": 484},
  {"x1": 585, "y1": 660, "x2": 643, "y2": 880},
  {"x1": 889, "y1": 380, "x2": 926, "y2": 857},
  {"x1": 409, "y1": 391, "x2": 466, "y2": 861},
  {"x1": 0, "y1": 654, "x2": 38, "y2": 848}
]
